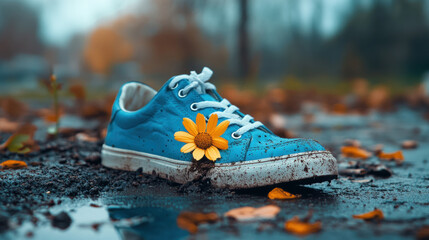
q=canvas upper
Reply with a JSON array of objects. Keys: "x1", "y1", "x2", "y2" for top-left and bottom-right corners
[{"x1": 104, "y1": 68, "x2": 326, "y2": 164}]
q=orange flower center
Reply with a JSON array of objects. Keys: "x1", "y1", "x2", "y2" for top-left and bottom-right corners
[{"x1": 194, "y1": 132, "x2": 212, "y2": 149}]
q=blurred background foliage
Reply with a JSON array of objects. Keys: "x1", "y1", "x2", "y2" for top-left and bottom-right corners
[{"x1": 0, "y1": 0, "x2": 429, "y2": 99}]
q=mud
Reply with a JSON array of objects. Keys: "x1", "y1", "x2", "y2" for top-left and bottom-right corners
[
  {"x1": 0, "y1": 136, "x2": 174, "y2": 234},
  {"x1": 0, "y1": 108, "x2": 428, "y2": 239}
]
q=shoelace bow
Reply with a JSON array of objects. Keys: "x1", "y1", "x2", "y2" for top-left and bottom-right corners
[{"x1": 168, "y1": 67, "x2": 263, "y2": 137}]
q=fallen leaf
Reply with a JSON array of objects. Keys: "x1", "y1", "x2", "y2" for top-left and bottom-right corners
[
  {"x1": 7, "y1": 134, "x2": 31, "y2": 153},
  {"x1": 371, "y1": 144, "x2": 384, "y2": 155},
  {"x1": 224, "y1": 205, "x2": 280, "y2": 221},
  {"x1": 38, "y1": 108, "x2": 64, "y2": 123},
  {"x1": 0, "y1": 118, "x2": 19, "y2": 132},
  {"x1": 80, "y1": 103, "x2": 108, "y2": 119},
  {"x1": 339, "y1": 168, "x2": 367, "y2": 176},
  {"x1": 76, "y1": 133, "x2": 99, "y2": 143},
  {"x1": 351, "y1": 179, "x2": 373, "y2": 183},
  {"x1": 343, "y1": 139, "x2": 361, "y2": 147},
  {"x1": 268, "y1": 187, "x2": 298, "y2": 200},
  {"x1": 101, "y1": 128, "x2": 107, "y2": 138},
  {"x1": 177, "y1": 211, "x2": 219, "y2": 234},
  {"x1": 44, "y1": 113, "x2": 61, "y2": 123},
  {"x1": 0, "y1": 160, "x2": 28, "y2": 170},
  {"x1": 353, "y1": 208, "x2": 384, "y2": 220},
  {"x1": 284, "y1": 216, "x2": 322, "y2": 235},
  {"x1": 0, "y1": 124, "x2": 38, "y2": 153},
  {"x1": 367, "y1": 164, "x2": 393, "y2": 177},
  {"x1": 401, "y1": 140, "x2": 418, "y2": 149},
  {"x1": 377, "y1": 151, "x2": 404, "y2": 162},
  {"x1": 416, "y1": 225, "x2": 429, "y2": 240},
  {"x1": 341, "y1": 146, "x2": 372, "y2": 159},
  {"x1": 0, "y1": 97, "x2": 28, "y2": 119},
  {"x1": 332, "y1": 103, "x2": 348, "y2": 114},
  {"x1": 69, "y1": 84, "x2": 86, "y2": 100}
]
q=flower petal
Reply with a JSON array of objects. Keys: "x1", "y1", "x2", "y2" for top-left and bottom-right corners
[
  {"x1": 205, "y1": 146, "x2": 221, "y2": 161},
  {"x1": 183, "y1": 118, "x2": 198, "y2": 136},
  {"x1": 212, "y1": 137, "x2": 228, "y2": 150},
  {"x1": 174, "y1": 131, "x2": 195, "y2": 143},
  {"x1": 206, "y1": 114, "x2": 218, "y2": 134},
  {"x1": 181, "y1": 143, "x2": 196, "y2": 153},
  {"x1": 210, "y1": 120, "x2": 230, "y2": 137},
  {"x1": 193, "y1": 148, "x2": 205, "y2": 160},
  {"x1": 196, "y1": 113, "x2": 206, "y2": 133}
]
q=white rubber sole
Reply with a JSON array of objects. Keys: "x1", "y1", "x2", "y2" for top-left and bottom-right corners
[{"x1": 101, "y1": 144, "x2": 338, "y2": 189}]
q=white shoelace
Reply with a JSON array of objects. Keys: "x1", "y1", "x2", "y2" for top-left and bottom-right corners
[{"x1": 168, "y1": 67, "x2": 263, "y2": 138}]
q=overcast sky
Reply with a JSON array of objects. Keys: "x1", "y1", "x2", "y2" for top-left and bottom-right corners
[
  {"x1": 22, "y1": 0, "x2": 352, "y2": 47},
  {"x1": 25, "y1": 0, "x2": 142, "y2": 45}
]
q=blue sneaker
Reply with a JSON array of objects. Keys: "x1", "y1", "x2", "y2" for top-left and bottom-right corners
[{"x1": 102, "y1": 67, "x2": 338, "y2": 189}]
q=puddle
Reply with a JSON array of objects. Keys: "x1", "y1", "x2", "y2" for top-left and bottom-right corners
[{"x1": 2, "y1": 203, "x2": 120, "y2": 240}]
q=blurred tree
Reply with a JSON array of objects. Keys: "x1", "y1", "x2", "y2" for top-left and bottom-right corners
[
  {"x1": 82, "y1": 0, "x2": 228, "y2": 79},
  {"x1": 84, "y1": 27, "x2": 133, "y2": 74},
  {"x1": 0, "y1": 1, "x2": 43, "y2": 59},
  {"x1": 238, "y1": 0, "x2": 250, "y2": 80},
  {"x1": 331, "y1": 0, "x2": 429, "y2": 79},
  {"x1": 281, "y1": 0, "x2": 429, "y2": 82}
]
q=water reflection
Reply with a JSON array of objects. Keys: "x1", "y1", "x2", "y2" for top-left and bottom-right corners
[
  {"x1": 105, "y1": 184, "x2": 338, "y2": 240},
  {"x1": 108, "y1": 207, "x2": 188, "y2": 240}
]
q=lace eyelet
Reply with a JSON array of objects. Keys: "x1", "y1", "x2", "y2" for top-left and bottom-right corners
[
  {"x1": 231, "y1": 132, "x2": 242, "y2": 139},
  {"x1": 190, "y1": 103, "x2": 198, "y2": 111},
  {"x1": 178, "y1": 89, "x2": 187, "y2": 98},
  {"x1": 170, "y1": 83, "x2": 179, "y2": 90}
]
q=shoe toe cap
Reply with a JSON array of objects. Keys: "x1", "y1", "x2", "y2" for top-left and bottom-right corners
[{"x1": 245, "y1": 136, "x2": 326, "y2": 161}]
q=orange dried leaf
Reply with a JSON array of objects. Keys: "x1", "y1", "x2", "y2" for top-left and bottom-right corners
[
  {"x1": 224, "y1": 205, "x2": 280, "y2": 221},
  {"x1": 177, "y1": 211, "x2": 218, "y2": 234},
  {"x1": 353, "y1": 208, "x2": 384, "y2": 220},
  {"x1": 44, "y1": 113, "x2": 61, "y2": 123},
  {"x1": 341, "y1": 146, "x2": 372, "y2": 159},
  {"x1": 37, "y1": 108, "x2": 64, "y2": 123},
  {"x1": 0, "y1": 97, "x2": 28, "y2": 119},
  {"x1": 332, "y1": 103, "x2": 348, "y2": 114},
  {"x1": 69, "y1": 84, "x2": 86, "y2": 100},
  {"x1": 0, "y1": 118, "x2": 19, "y2": 132},
  {"x1": 377, "y1": 151, "x2": 404, "y2": 161},
  {"x1": 284, "y1": 216, "x2": 322, "y2": 235},
  {"x1": 268, "y1": 187, "x2": 298, "y2": 200},
  {"x1": 50, "y1": 74, "x2": 56, "y2": 83},
  {"x1": 416, "y1": 225, "x2": 429, "y2": 240},
  {"x1": 0, "y1": 160, "x2": 27, "y2": 170},
  {"x1": 101, "y1": 128, "x2": 107, "y2": 139}
]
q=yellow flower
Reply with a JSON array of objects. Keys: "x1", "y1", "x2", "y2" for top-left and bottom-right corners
[{"x1": 174, "y1": 113, "x2": 229, "y2": 161}]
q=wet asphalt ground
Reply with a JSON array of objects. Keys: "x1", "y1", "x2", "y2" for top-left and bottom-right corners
[{"x1": 0, "y1": 107, "x2": 428, "y2": 240}]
